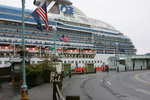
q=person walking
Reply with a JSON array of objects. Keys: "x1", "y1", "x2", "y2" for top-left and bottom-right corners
[{"x1": 106, "y1": 65, "x2": 109, "y2": 73}]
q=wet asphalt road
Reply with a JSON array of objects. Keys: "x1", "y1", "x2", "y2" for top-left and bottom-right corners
[
  {"x1": 62, "y1": 70, "x2": 150, "y2": 100},
  {"x1": 1, "y1": 70, "x2": 150, "y2": 100}
]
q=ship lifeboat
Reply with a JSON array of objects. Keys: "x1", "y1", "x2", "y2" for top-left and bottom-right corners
[
  {"x1": 65, "y1": 48, "x2": 79, "y2": 54},
  {"x1": 56, "y1": 48, "x2": 62, "y2": 53},
  {"x1": 44, "y1": 47, "x2": 62, "y2": 54},
  {"x1": 20, "y1": 47, "x2": 39, "y2": 53},
  {"x1": 81, "y1": 49, "x2": 93, "y2": 54},
  {"x1": 0, "y1": 46, "x2": 13, "y2": 52}
]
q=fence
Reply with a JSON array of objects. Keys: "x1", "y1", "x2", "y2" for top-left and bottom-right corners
[{"x1": 53, "y1": 72, "x2": 80, "y2": 100}]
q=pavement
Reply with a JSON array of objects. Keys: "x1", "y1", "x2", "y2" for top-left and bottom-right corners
[{"x1": 11, "y1": 73, "x2": 94, "y2": 100}]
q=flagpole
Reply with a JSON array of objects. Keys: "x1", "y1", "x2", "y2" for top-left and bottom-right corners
[{"x1": 21, "y1": 0, "x2": 28, "y2": 99}]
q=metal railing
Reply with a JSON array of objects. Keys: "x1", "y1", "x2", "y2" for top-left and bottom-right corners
[
  {"x1": 53, "y1": 72, "x2": 80, "y2": 100},
  {"x1": 55, "y1": 84, "x2": 65, "y2": 100}
]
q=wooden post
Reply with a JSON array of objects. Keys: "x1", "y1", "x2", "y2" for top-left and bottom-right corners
[
  {"x1": 66, "y1": 96, "x2": 80, "y2": 100},
  {"x1": 53, "y1": 80, "x2": 60, "y2": 100}
]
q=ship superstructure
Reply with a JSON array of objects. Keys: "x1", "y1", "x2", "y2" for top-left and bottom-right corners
[{"x1": 0, "y1": 1, "x2": 136, "y2": 68}]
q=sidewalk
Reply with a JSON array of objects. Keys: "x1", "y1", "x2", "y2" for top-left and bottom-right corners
[
  {"x1": 11, "y1": 71, "x2": 105, "y2": 100},
  {"x1": 11, "y1": 74, "x2": 87, "y2": 100}
]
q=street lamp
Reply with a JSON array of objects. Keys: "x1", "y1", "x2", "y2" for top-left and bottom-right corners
[
  {"x1": 21, "y1": 0, "x2": 28, "y2": 99},
  {"x1": 115, "y1": 43, "x2": 119, "y2": 72},
  {"x1": 52, "y1": 26, "x2": 57, "y2": 73},
  {"x1": 8, "y1": 39, "x2": 12, "y2": 60}
]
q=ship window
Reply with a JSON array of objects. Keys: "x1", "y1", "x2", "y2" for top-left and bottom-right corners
[
  {"x1": 32, "y1": 61, "x2": 35, "y2": 64},
  {"x1": 4, "y1": 61, "x2": 8, "y2": 64},
  {"x1": 72, "y1": 61, "x2": 74, "y2": 63},
  {"x1": 97, "y1": 61, "x2": 99, "y2": 63},
  {"x1": 95, "y1": 61, "x2": 96, "y2": 63},
  {"x1": 88, "y1": 61, "x2": 90, "y2": 63},
  {"x1": 82, "y1": 61, "x2": 84, "y2": 63},
  {"x1": 64, "y1": 61, "x2": 66, "y2": 63},
  {"x1": 79, "y1": 61, "x2": 81, "y2": 63},
  {"x1": 0, "y1": 61, "x2": 2, "y2": 64}
]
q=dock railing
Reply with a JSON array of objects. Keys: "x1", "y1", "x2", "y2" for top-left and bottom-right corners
[{"x1": 53, "y1": 72, "x2": 80, "y2": 100}]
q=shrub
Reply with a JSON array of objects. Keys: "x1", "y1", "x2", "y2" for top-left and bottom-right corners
[{"x1": 26, "y1": 64, "x2": 43, "y2": 76}]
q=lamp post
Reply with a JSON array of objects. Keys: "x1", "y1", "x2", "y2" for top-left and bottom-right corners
[
  {"x1": 9, "y1": 39, "x2": 12, "y2": 60},
  {"x1": 21, "y1": 0, "x2": 28, "y2": 99},
  {"x1": 52, "y1": 26, "x2": 57, "y2": 73},
  {"x1": 115, "y1": 43, "x2": 119, "y2": 72}
]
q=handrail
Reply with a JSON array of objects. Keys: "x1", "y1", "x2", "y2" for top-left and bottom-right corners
[
  {"x1": 56, "y1": 84, "x2": 65, "y2": 100},
  {"x1": 56, "y1": 93, "x2": 59, "y2": 100}
]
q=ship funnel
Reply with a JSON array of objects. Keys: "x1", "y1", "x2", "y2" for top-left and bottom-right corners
[
  {"x1": 33, "y1": 0, "x2": 41, "y2": 6},
  {"x1": 34, "y1": 0, "x2": 72, "y2": 7}
]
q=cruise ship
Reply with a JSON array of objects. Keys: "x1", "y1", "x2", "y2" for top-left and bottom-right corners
[{"x1": 0, "y1": 0, "x2": 136, "y2": 69}]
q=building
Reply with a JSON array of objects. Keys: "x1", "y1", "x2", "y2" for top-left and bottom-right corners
[{"x1": 108, "y1": 53, "x2": 150, "y2": 71}]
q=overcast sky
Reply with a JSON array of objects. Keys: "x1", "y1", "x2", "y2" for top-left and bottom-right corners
[{"x1": 0, "y1": 0, "x2": 149, "y2": 54}]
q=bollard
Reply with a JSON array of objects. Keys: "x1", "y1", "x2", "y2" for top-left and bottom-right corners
[
  {"x1": 133, "y1": 66, "x2": 134, "y2": 71},
  {"x1": 21, "y1": 88, "x2": 28, "y2": 100},
  {"x1": 66, "y1": 95, "x2": 80, "y2": 100},
  {"x1": 141, "y1": 66, "x2": 142, "y2": 70},
  {"x1": 53, "y1": 80, "x2": 60, "y2": 100}
]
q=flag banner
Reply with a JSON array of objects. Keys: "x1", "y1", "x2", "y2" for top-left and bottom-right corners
[
  {"x1": 32, "y1": 11, "x2": 43, "y2": 31},
  {"x1": 120, "y1": 49, "x2": 125, "y2": 52},
  {"x1": 36, "y1": 2, "x2": 49, "y2": 30},
  {"x1": 118, "y1": 48, "x2": 125, "y2": 52},
  {"x1": 59, "y1": 35, "x2": 69, "y2": 43}
]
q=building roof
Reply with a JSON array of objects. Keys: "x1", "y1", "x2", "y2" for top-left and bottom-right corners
[{"x1": 131, "y1": 55, "x2": 150, "y2": 59}]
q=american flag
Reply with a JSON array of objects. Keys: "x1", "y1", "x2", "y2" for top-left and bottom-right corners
[
  {"x1": 36, "y1": 3, "x2": 49, "y2": 30},
  {"x1": 59, "y1": 35, "x2": 69, "y2": 43}
]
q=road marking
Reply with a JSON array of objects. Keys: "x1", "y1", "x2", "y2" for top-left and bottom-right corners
[
  {"x1": 135, "y1": 89, "x2": 150, "y2": 95},
  {"x1": 107, "y1": 81, "x2": 111, "y2": 85},
  {"x1": 135, "y1": 72, "x2": 150, "y2": 85}
]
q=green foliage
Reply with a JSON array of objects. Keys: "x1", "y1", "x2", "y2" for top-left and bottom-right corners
[
  {"x1": 26, "y1": 64, "x2": 43, "y2": 76},
  {"x1": 41, "y1": 59, "x2": 55, "y2": 73},
  {"x1": 25, "y1": 59, "x2": 55, "y2": 76}
]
